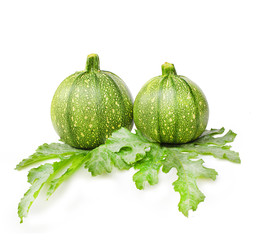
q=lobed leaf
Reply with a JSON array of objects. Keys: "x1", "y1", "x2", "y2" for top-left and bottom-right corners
[
  {"x1": 16, "y1": 143, "x2": 86, "y2": 170},
  {"x1": 18, "y1": 152, "x2": 90, "y2": 223},
  {"x1": 180, "y1": 129, "x2": 240, "y2": 163},
  {"x1": 133, "y1": 145, "x2": 165, "y2": 190},
  {"x1": 47, "y1": 154, "x2": 88, "y2": 198},
  {"x1": 193, "y1": 129, "x2": 237, "y2": 146},
  {"x1": 199, "y1": 127, "x2": 225, "y2": 137},
  {"x1": 181, "y1": 145, "x2": 240, "y2": 163},
  {"x1": 105, "y1": 128, "x2": 152, "y2": 164},
  {"x1": 162, "y1": 148, "x2": 217, "y2": 217},
  {"x1": 18, "y1": 164, "x2": 54, "y2": 223},
  {"x1": 17, "y1": 127, "x2": 241, "y2": 221},
  {"x1": 84, "y1": 145, "x2": 130, "y2": 176}
]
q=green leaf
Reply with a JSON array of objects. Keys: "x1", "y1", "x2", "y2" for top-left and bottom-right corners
[
  {"x1": 162, "y1": 150, "x2": 198, "y2": 174},
  {"x1": 17, "y1": 127, "x2": 241, "y2": 221},
  {"x1": 194, "y1": 129, "x2": 237, "y2": 145},
  {"x1": 105, "y1": 128, "x2": 152, "y2": 164},
  {"x1": 134, "y1": 129, "x2": 154, "y2": 142},
  {"x1": 180, "y1": 129, "x2": 240, "y2": 163},
  {"x1": 16, "y1": 143, "x2": 86, "y2": 170},
  {"x1": 85, "y1": 145, "x2": 130, "y2": 176},
  {"x1": 182, "y1": 145, "x2": 240, "y2": 163},
  {"x1": 18, "y1": 152, "x2": 90, "y2": 223},
  {"x1": 199, "y1": 127, "x2": 225, "y2": 137},
  {"x1": 133, "y1": 144, "x2": 165, "y2": 190},
  {"x1": 162, "y1": 148, "x2": 217, "y2": 217},
  {"x1": 18, "y1": 164, "x2": 54, "y2": 223},
  {"x1": 47, "y1": 154, "x2": 88, "y2": 198},
  {"x1": 160, "y1": 128, "x2": 239, "y2": 216},
  {"x1": 83, "y1": 128, "x2": 153, "y2": 177}
]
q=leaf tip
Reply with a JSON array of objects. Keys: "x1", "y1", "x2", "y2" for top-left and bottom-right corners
[
  {"x1": 15, "y1": 163, "x2": 24, "y2": 170},
  {"x1": 220, "y1": 127, "x2": 225, "y2": 132},
  {"x1": 181, "y1": 209, "x2": 189, "y2": 217},
  {"x1": 135, "y1": 183, "x2": 144, "y2": 190}
]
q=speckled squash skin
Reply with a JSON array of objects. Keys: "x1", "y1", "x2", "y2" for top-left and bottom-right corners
[
  {"x1": 134, "y1": 63, "x2": 209, "y2": 144},
  {"x1": 51, "y1": 54, "x2": 133, "y2": 149}
]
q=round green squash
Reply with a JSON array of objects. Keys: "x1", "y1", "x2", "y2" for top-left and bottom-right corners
[
  {"x1": 134, "y1": 62, "x2": 209, "y2": 144},
  {"x1": 51, "y1": 54, "x2": 133, "y2": 149}
]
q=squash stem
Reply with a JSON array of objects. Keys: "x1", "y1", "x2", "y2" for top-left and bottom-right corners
[
  {"x1": 162, "y1": 62, "x2": 177, "y2": 76},
  {"x1": 86, "y1": 53, "x2": 100, "y2": 72}
]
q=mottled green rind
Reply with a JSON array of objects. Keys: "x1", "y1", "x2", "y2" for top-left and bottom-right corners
[
  {"x1": 134, "y1": 64, "x2": 209, "y2": 144},
  {"x1": 51, "y1": 54, "x2": 133, "y2": 149}
]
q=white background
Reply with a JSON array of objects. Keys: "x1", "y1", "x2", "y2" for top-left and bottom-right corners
[{"x1": 0, "y1": 0, "x2": 255, "y2": 239}]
